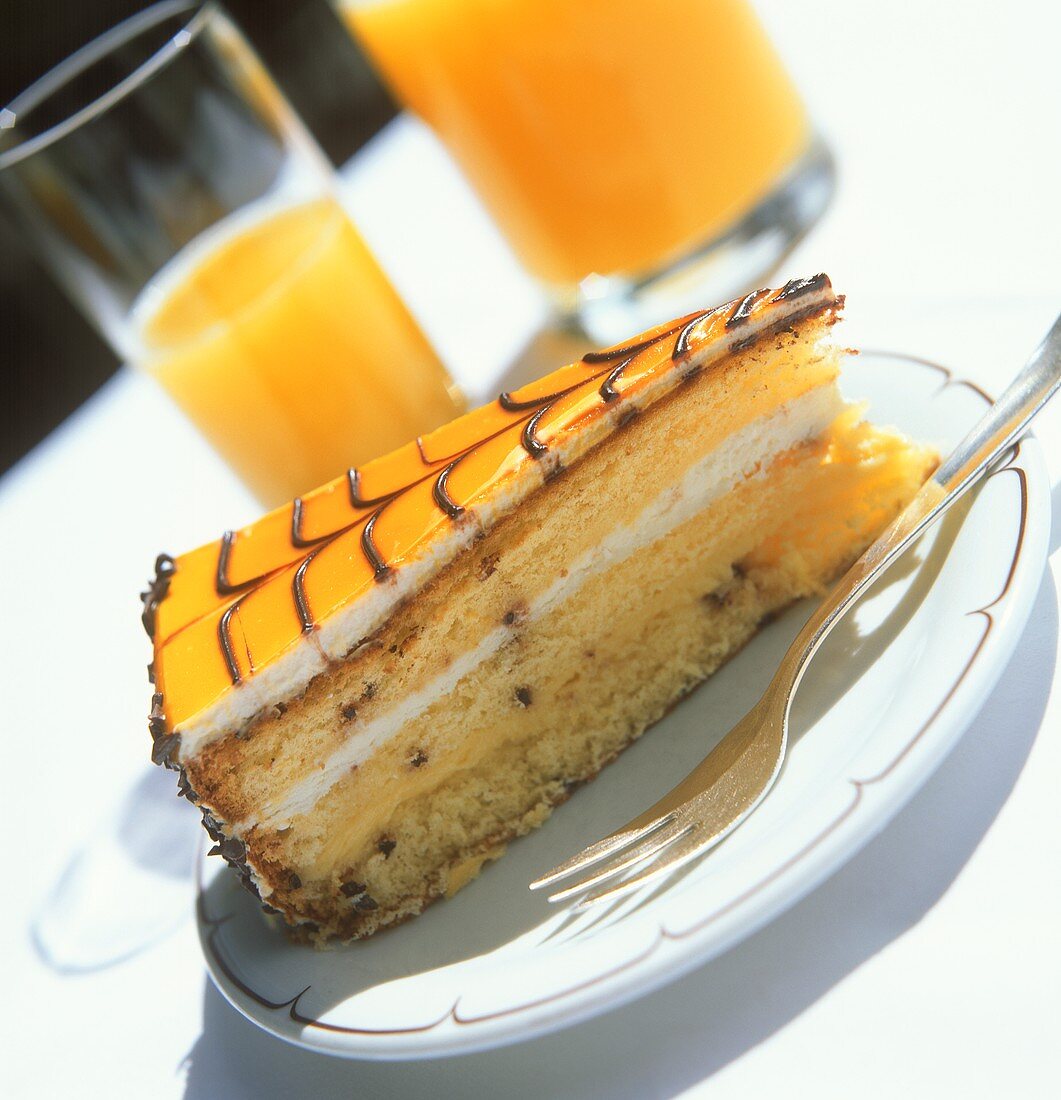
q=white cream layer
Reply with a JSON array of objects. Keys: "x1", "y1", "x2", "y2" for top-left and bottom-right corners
[{"x1": 241, "y1": 382, "x2": 848, "y2": 831}]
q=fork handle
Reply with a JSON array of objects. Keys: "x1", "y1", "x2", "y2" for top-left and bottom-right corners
[{"x1": 779, "y1": 313, "x2": 1061, "y2": 697}]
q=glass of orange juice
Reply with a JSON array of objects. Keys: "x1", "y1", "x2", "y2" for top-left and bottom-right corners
[
  {"x1": 338, "y1": 0, "x2": 833, "y2": 341},
  {"x1": 0, "y1": 0, "x2": 463, "y2": 507}
]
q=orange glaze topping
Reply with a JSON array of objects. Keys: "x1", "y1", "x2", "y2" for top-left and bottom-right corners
[{"x1": 145, "y1": 276, "x2": 836, "y2": 747}]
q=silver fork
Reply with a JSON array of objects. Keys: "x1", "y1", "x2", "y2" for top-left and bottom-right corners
[{"x1": 531, "y1": 314, "x2": 1061, "y2": 910}]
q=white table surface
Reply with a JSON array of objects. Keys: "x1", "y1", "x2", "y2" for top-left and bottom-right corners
[{"x1": 3, "y1": 2, "x2": 1060, "y2": 1097}]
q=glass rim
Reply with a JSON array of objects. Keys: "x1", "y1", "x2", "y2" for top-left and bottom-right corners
[{"x1": 0, "y1": 0, "x2": 219, "y2": 172}]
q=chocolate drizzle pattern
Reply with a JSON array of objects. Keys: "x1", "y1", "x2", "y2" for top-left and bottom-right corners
[
  {"x1": 672, "y1": 309, "x2": 715, "y2": 361},
  {"x1": 599, "y1": 355, "x2": 635, "y2": 403},
  {"x1": 520, "y1": 405, "x2": 551, "y2": 459},
  {"x1": 290, "y1": 498, "x2": 315, "y2": 549},
  {"x1": 774, "y1": 273, "x2": 830, "y2": 302},
  {"x1": 293, "y1": 550, "x2": 321, "y2": 634},
  {"x1": 216, "y1": 531, "x2": 237, "y2": 595},
  {"x1": 432, "y1": 462, "x2": 465, "y2": 519},
  {"x1": 218, "y1": 599, "x2": 246, "y2": 685},
  {"x1": 580, "y1": 317, "x2": 689, "y2": 364},
  {"x1": 149, "y1": 279, "x2": 838, "y2": 737},
  {"x1": 725, "y1": 288, "x2": 770, "y2": 329},
  {"x1": 347, "y1": 467, "x2": 390, "y2": 510},
  {"x1": 498, "y1": 387, "x2": 570, "y2": 412},
  {"x1": 361, "y1": 507, "x2": 393, "y2": 581}
]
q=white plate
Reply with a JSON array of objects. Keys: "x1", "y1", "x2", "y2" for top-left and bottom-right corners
[{"x1": 197, "y1": 350, "x2": 1050, "y2": 1060}]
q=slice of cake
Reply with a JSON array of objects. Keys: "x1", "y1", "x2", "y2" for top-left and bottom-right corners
[{"x1": 144, "y1": 276, "x2": 934, "y2": 943}]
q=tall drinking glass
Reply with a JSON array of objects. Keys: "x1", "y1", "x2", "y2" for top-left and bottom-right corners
[
  {"x1": 0, "y1": 0, "x2": 463, "y2": 507},
  {"x1": 338, "y1": 0, "x2": 833, "y2": 341}
]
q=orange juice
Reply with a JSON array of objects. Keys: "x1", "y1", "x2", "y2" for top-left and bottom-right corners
[
  {"x1": 134, "y1": 198, "x2": 462, "y2": 506},
  {"x1": 344, "y1": 0, "x2": 810, "y2": 287}
]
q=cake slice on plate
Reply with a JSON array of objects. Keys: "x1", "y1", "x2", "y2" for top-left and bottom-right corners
[{"x1": 144, "y1": 275, "x2": 934, "y2": 943}]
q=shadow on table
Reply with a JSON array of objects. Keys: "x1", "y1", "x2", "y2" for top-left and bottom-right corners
[
  {"x1": 32, "y1": 764, "x2": 200, "y2": 974},
  {"x1": 179, "y1": 555, "x2": 1056, "y2": 1099}
]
